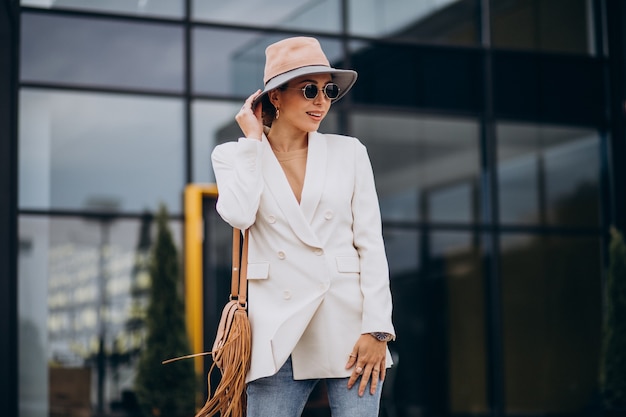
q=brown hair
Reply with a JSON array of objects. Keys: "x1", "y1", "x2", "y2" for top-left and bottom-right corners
[{"x1": 261, "y1": 84, "x2": 287, "y2": 127}]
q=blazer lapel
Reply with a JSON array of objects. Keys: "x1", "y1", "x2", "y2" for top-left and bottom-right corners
[
  {"x1": 261, "y1": 134, "x2": 322, "y2": 248},
  {"x1": 300, "y1": 132, "x2": 327, "y2": 224}
]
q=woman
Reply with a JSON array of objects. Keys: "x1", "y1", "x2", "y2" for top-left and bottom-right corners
[{"x1": 211, "y1": 37, "x2": 395, "y2": 417}]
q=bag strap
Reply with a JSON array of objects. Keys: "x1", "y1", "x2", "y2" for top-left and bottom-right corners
[
  {"x1": 162, "y1": 227, "x2": 249, "y2": 366},
  {"x1": 231, "y1": 228, "x2": 249, "y2": 308}
]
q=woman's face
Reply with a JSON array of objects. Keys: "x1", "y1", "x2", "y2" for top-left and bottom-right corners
[{"x1": 271, "y1": 73, "x2": 334, "y2": 133}]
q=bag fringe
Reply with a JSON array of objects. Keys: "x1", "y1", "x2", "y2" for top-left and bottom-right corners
[
  {"x1": 196, "y1": 309, "x2": 251, "y2": 417},
  {"x1": 163, "y1": 307, "x2": 251, "y2": 417}
]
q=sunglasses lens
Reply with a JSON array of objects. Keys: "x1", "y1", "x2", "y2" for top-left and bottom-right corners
[
  {"x1": 301, "y1": 83, "x2": 340, "y2": 100},
  {"x1": 325, "y1": 83, "x2": 340, "y2": 99},
  {"x1": 303, "y1": 84, "x2": 319, "y2": 99}
]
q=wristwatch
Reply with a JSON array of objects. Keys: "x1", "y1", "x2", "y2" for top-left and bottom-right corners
[{"x1": 369, "y1": 332, "x2": 394, "y2": 342}]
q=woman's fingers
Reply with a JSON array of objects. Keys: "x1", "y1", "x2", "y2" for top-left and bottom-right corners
[
  {"x1": 346, "y1": 334, "x2": 388, "y2": 396},
  {"x1": 235, "y1": 90, "x2": 263, "y2": 139},
  {"x1": 347, "y1": 358, "x2": 386, "y2": 396},
  {"x1": 358, "y1": 364, "x2": 372, "y2": 396},
  {"x1": 368, "y1": 367, "x2": 380, "y2": 395}
]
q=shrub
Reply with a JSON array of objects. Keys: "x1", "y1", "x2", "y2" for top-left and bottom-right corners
[{"x1": 135, "y1": 205, "x2": 196, "y2": 417}]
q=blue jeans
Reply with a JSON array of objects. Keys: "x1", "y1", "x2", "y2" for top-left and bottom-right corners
[{"x1": 246, "y1": 356, "x2": 383, "y2": 417}]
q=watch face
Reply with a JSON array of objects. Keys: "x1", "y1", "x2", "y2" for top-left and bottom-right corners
[{"x1": 371, "y1": 332, "x2": 392, "y2": 342}]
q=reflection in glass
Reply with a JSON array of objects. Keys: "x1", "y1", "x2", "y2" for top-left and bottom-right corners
[
  {"x1": 192, "y1": 0, "x2": 341, "y2": 33},
  {"x1": 498, "y1": 154, "x2": 540, "y2": 224},
  {"x1": 434, "y1": 231, "x2": 486, "y2": 415},
  {"x1": 348, "y1": 0, "x2": 478, "y2": 45},
  {"x1": 193, "y1": 30, "x2": 345, "y2": 96},
  {"x1": 385, "y1": 228, "x2": 485, "y2": 416},
  {"x1": 19, "y1": 89, "x2": 185, "y2": 212},
  {"x1": 21, "y1": 13, "x2": 184, "y2": 91},
  {"x1": 429, "y1": 183, "x2": 474, "y2": 223},
  {"x1": 500, "y1": 234, "x2": 601, "y2": 414},
  {"x1": 380, "y1": 190, "x2": 420, "y2": 222},
  {"x1": 192, "y1": 101, "x2": 241, "y2": 184},
  {"x1": 351, "y1": 112, "x2": 480, "y2": 223},
  {"x1": 21, "y1": 0, "x2": 184, "y2": 18},
  {"x1": 497, "y1": 123, "x2": 599, "y2": 227},
  {"x1": 384, "y1": 228, "x2": 421, "y2": 416},
  {"x1": 192, "y1": 29, "x2": 265, "y2": 97},
  {"x1": 544, "y1": 138, "x2": 600, "y2": 226},
  {"x1": 385, "y1": 228, "x2": 420, "y2": 277},
  {"x1": 491, "y1": 0, "x2": 593, "y2": 54},
  {"x1": 19, "y1": 214, "x2": 183, "y2": 416}
]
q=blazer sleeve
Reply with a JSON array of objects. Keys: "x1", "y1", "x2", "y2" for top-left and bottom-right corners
[
  {"x1": 351, "y1": 140, "x2": 396, "y2": 337},
  {"x1": 211, "y1": 138, "x2": 265, "y2": 230}
]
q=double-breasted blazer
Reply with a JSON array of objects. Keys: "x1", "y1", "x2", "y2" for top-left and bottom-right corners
[{"x1": 211, "y1": 131, "x2": 395, "y2": 383}]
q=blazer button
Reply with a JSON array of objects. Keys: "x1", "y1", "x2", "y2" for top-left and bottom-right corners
[
  {"x1": 314, "y1": 248, "x2": 323, "y2": 256},
  {"x1": 267, "y1": 215, "x2": 276, "y2": 224},
  {"x1": 283, "y1": 290, "x2": 292, "y2": 300},
  {"x1": 324, "y1": 211, "x2": 333, "y2": 220},
  {"x1": 277, "y1": 251, "x2": 286, "y2": 259}
]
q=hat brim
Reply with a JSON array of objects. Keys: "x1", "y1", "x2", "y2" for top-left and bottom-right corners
[{"x1": 252, "y1": 65, "x2": 357, "y2": 108}]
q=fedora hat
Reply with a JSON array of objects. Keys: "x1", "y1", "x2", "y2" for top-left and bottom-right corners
[{"x1": 253, "y1": 37, "x2": 357, "y2": 107}]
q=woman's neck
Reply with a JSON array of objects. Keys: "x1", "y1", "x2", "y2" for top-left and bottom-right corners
[{"x1": 267, "y1": 123, "x2": 308, "y2": 152}]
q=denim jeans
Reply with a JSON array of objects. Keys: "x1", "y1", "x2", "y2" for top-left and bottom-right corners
[{"x1": 246, "y1": 356, "x2": 383, "y2": 417}]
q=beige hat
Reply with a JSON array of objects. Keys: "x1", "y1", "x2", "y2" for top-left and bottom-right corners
[{"x1": 253, "y1": 37, "x2": 357, "y2": 107}]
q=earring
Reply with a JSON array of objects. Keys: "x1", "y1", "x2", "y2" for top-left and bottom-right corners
[{"x1": 275, "y1": 108, "x2": 280, "y2": 119}]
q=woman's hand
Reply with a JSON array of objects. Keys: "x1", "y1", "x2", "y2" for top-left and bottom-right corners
[
  {"x1": 345, "y1": 334, "x2": 387, "y2": 396},
  {"x1": 235, "y1": 89, "x2": 264, "y2": 140}
]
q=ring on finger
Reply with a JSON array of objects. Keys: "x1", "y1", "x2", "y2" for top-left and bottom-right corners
[
  {"x1": 349, "y1": 354, "x2": 357, "y2": 358},
  {"x1": 356, "y1": 367, "x2": 363, "y2": 374}
]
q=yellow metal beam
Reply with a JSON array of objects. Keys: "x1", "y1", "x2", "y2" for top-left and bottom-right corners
[{"x1": 183, "y1": 183, "x2": 218, "y2": 376}]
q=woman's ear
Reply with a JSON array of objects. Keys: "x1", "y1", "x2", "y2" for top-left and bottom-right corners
[{"x1": 269, "y1": 90, "x2": 280, "y2": 108}]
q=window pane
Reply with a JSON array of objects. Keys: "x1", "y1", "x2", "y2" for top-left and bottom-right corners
[
  {"x1": 192, "y1": 0, "x2": 341, "y2": 34},
  {"x1": 492, "y1": 0, "x2": 594, "y2": 54},
  {"x1": 386, "y1": 228, "x2": 486, "y2": 415},
  {"x1": 193, "y1": 30, "x2": 345, "y2": 97},
  {"x1": 21, "y1": 13, "x2": 184, "y2": 92},
  {"x1": 348, "y1": 0, "x2": 479, "y2": 45},
  {"x1": 497, "y1": 123, "x2": 600, "y2": 227},
  {"x1": 352, "y1": 112, "x2": 480, "y2": 223},
  {"x1": 434, "y1": 231, "x2": 486, "y2": 415},
  {"x1": 192, "y1": 99, "x2": 340, "y2": 183},
  {"x1": 428, "y1": 183, "x2": 475, "y2": 223},
  {"x1": 493, "y1": 52, "x2": 604, "y2": 125},
  {"x1": 500, "y1": 234, "x2": 601, "y2": 414},
  {"x1": 21, "y1": 0, "x2": 184, "y2": 18},
  {"x1": 19, "y1": 89, "x2": 185, "y2": 212},
  {"x1": 349, "y1": 40, "x2": 483, "y2": 111},
  {"x1": 192, "y1": 101, "x2": 240, "y2": 184},
  {"x1": 19, "y1": 214, "x2": 183, "y2": 416}
]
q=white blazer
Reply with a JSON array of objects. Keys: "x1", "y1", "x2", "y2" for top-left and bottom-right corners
[{"x1": 211, "y1": 131, "x2": 395, "y2": 383}]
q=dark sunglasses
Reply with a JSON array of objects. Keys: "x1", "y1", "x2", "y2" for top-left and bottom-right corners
[{"x1": 288, "y1": 83, "x2": 341, "y2": 100}]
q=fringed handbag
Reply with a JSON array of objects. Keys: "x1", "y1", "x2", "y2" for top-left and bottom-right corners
[{"x1": 164, "y1": 228, "x2": 252, "y2": 417}]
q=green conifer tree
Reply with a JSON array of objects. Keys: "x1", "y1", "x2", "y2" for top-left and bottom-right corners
[
  {"x1": 600, "y1": 227, "x2": 626, "y2": 410},
  {"x1": 135, "y1": 205, "x2": 195, "y2": 417}
]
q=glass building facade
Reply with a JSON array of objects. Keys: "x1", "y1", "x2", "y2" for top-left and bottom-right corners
[{"x1": 2, "y1": 0, "x2": 626, "y2": 416}]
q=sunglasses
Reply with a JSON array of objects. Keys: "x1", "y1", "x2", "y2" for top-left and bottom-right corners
[{"x1": 288, "y1": 83, "x2": 341, "y2": 100}]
